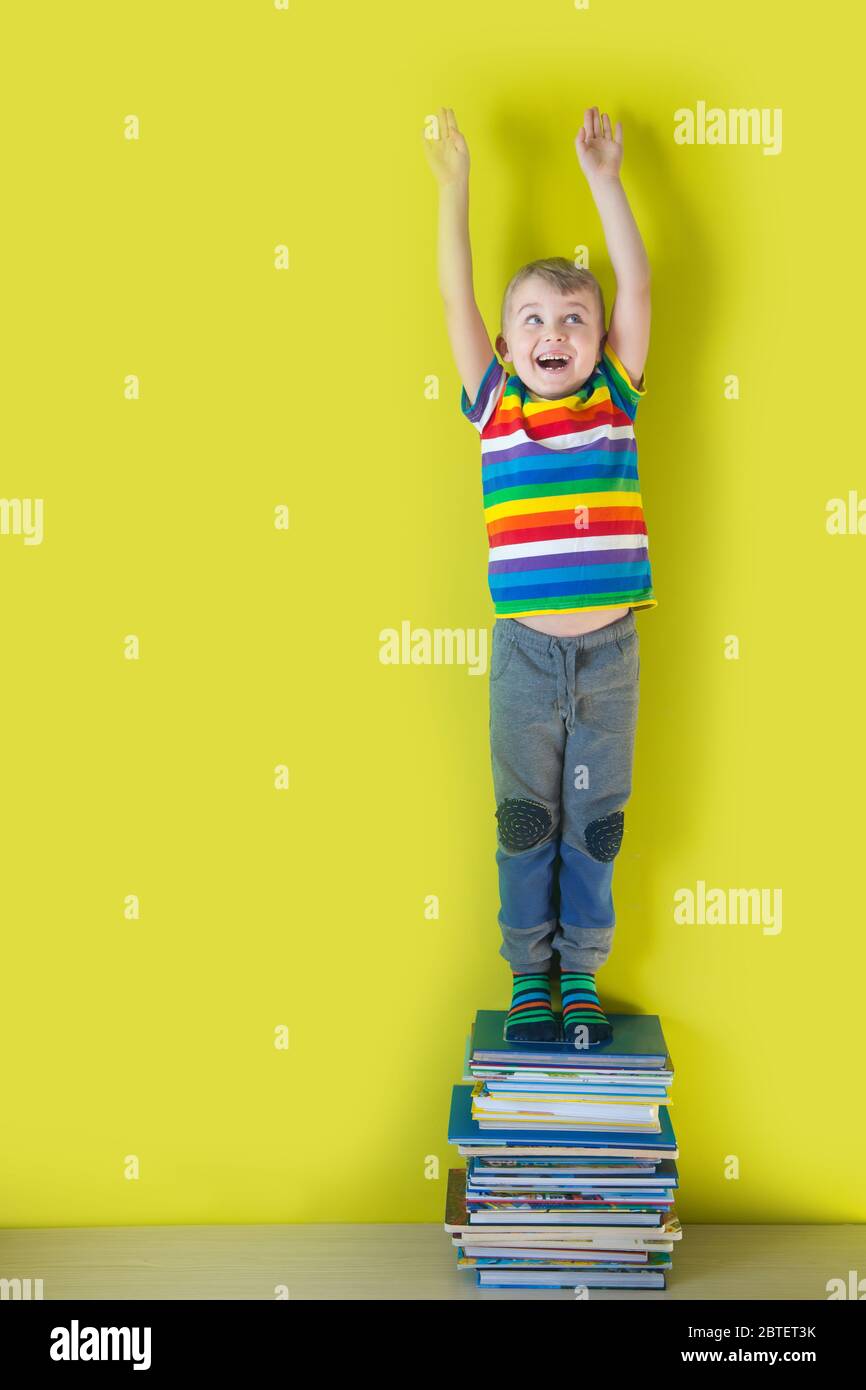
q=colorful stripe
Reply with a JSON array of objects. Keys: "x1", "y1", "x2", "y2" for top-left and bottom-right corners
[
  {"x1": 561, "y1": 971, "x2": 613, "y2": 1045},
  {"x1": 461, "y1": 342, "x2": 657, "y2": 618},
  {"x1": 504, "y1": 970, "x2": 557, "y2": 1042}
]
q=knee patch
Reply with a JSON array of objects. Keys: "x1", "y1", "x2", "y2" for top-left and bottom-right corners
[
  {"x1": 496, "y1": 797, "x2": 553, "y2": 852},
  {"x1": 585, "y1": 811, "x2": 624, "y2": 862}
]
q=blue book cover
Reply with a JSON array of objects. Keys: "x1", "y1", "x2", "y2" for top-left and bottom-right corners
[
  {"x1": 476, "y1": 1269, "x2": 666, "y2": 1289},
  {"x1": 466, "y1": 1156, "x2": 680, "y2": 1187},
  {"x1": 448, "y1": 1083, "x2": 678, "y2": 1154},
  {"x1": 471, "y1": 1010, "x2": 669, "y2": 1067}
]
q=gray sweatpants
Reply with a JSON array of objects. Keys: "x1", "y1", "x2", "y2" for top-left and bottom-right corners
[{"x1": 488, "y1": 608, "x2": 640, "y2": 973}]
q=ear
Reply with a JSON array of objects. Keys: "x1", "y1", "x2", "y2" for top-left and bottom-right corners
[{"x1": 495, "y1": 332, "x2": 510, "y2": 362}]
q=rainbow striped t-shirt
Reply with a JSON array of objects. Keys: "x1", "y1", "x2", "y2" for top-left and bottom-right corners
[{"x1": 461, "y1": 341, "x2": 657, "y2": 618}]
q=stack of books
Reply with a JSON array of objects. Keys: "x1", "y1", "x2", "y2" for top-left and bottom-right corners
[{"x1": 445, "y1": 1010, "x2": 681, "y2": 1290}]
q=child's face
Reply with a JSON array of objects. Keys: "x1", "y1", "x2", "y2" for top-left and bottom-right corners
[{"x1": 495, "y1": 277, "x2": 603, "y2": 397}]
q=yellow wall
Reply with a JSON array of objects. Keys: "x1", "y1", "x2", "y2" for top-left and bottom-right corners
[{"x1": 2, "y1": 1, "x2": 864, "y2": 1227}]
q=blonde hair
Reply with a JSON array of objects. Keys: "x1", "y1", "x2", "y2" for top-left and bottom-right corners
[{"x1": 501, "y1": 256, "x2": 605, "y2": 338}]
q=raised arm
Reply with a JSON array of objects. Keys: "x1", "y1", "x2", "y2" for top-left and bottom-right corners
[
  {"x1": 576, "y1": 107, "x2": 651, "y2": 389},
  {"x1": 422, "y1": 107, "x2": 495, "y2": 406}
]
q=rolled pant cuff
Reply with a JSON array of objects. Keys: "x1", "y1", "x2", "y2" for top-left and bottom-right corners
[
  {"x1": 497, "y1": 916, "x2": 557, "y2": 971},
  {"x1": 552, "y1": 922, "x2": 614, "y2": 974}
]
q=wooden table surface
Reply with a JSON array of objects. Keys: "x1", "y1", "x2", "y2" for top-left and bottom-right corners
[{"x1": 2, "y1": 1223, "x2": 864, "y2": 1300}]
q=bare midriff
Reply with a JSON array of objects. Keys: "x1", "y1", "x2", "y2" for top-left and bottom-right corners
[{"x1": 513, "y1": 605, "x2": 630, "y2": 637}]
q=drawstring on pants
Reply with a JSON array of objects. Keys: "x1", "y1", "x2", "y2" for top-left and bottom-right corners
[{"x1": 550, "y1": 640, "x2": 580, "y2": 734}]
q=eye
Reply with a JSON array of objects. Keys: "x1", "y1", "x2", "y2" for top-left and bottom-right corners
[
  {"x1": 525, "y1": 314, "x2": 542, "y2": 324},
  {"x1": 565, "y1": 313, "x2": 583, "y2": 323}
]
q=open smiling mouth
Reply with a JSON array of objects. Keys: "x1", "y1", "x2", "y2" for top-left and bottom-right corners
[{"x1": 535, "y1": 353, "x2": 571, "y2": 373}]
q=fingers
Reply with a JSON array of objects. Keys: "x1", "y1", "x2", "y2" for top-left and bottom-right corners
[
  {"x1": 583, "y1": 107, "x2": 621, "y2": 143},
  {"x1": 425, "y1": 106, "x2": 466, "y2": 157},
  {"x1": 583, "y1": 107, "x2": 602, "y2": 140},
  {"x1": 429, "y1": 105, "x2": 452, "y2": 142}
]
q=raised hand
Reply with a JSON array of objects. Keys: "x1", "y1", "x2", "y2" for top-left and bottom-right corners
[
  {"x1": 422, "y1": 106, "x2": 470, "y2": 187},
  {"x1": 575, "y1": 107, "x2": 623, "y2": 183}
]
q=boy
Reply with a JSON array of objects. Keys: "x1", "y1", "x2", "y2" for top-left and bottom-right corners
[{"x1": 423, "y1": 106, "x2": 656, "y2": 1045}]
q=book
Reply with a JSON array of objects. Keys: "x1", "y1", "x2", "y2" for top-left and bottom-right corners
[
  {"x1": 470, "y1": 1079, "x2": 665, "y2": 1130},
  {"x1": 477, "y1": 1268, "x2": 667, "y2": 1289},
  {"x1": 469, "y1": 1156, "x2": 680, "y2": 1190},
  {"x1": 445, "y1": 1168, "x2": 682, "y2": 1242},
  {"x1": 445, "y1": 1011, "x2": 682, "y2": 1288},
  {"x1": 449, "y1": 1082, "x2": 679, "y2": 1156},
  {"x1": 471, "y1": 1010, "x2": 670, "y2": 1068}
]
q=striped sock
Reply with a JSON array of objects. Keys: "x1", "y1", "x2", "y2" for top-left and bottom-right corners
[
  {"x1": 504, "y1": 969, "x2": 558, "y2": 1043},
  {"x1": 561, "y1": 971, "x2": 613, "y2": 1047}
]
